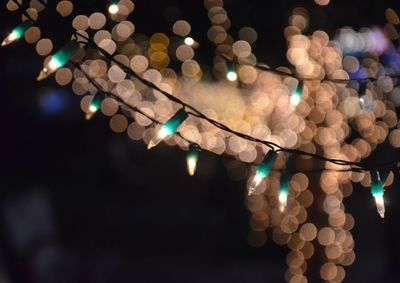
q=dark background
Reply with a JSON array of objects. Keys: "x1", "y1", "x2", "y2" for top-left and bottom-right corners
[{"x1": 1, "y1": 0, "x2": 400, "y2": 282}]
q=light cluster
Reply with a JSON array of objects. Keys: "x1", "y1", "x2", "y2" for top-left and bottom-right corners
[{"x1": 3, "y1": 0, "x2": 400, "y2": 282}]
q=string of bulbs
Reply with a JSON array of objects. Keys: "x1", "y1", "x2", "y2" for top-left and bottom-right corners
[{"x1": 2, "y1": 0, "x2": 398, "y2": 217}]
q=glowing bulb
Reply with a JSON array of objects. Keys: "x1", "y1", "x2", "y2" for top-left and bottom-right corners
[
  {"x1": 86, "y1": 93, "x2": 105, "y2": 120},
  {"x1": 186, "y1": 144, "x2": 199, "y2": 176},
  {"x1": 247, "y1": 151, "x2": 278, "y2": 196},
  {"x1": 37, "y1": 41, "x2": 80, "y2": 81},
  {"x1": 1, "y1": 21, "x2": 33, "y2": 47},
  {"x1": 279, "y1": 173, "x2": 290, "y2": 212},
  {"x1": 290, "y1": 81, "x2": 303, "y2": 106},
  {"x1": 108, "y1": 4, "x2": 119, "y2": 14},
  {"x1": 226, "y1": 71, "x2": 238, "y2": 81},
  {"x1": 373, "y1": 194, "x2": 385, "y2": 219},
  {"x1": 184, "y1": 37, "x2": 195, "y2": 46},
  {"x1": 248, "y1": 174, "x2": 263, "y2": 196},
  {"x1": 148, "y1": 108, "x2": 188, "y2": 150},
  {"x1": 370, "y1": 170, "x2": 387, "y2": 219},
  {"x1": 279, "y1": 191, "x2": 288, "y2": 212},
  {"x1": 290, "y1": 94, "x2": 301, "y2": 106}
]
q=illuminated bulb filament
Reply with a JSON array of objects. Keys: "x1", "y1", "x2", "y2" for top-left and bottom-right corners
[
  {"x1": 148, "y1": 127, "x2": 171, "y2": 149},
  {"x1": 147, "y1": 108, "x2": 188, "y2": 150},
  {"x1": 187, "y1": 157, "x2": 197, "y2": 176},
  {"x1": 1, "y1": 32, "x2": 18, "y2": 47},
  {"x1": 373, "y1": 194, "x2": 385, "y2": 219},
  {"x1": 108, "y1": 4, "x2": 119, "y2": 14},
  {"x1": 290, "y1": 94, "x2": 301, "y2": 106},
  {"x1": 37, "y1": 41, "x2": 80, "y2": 81},
  {"x1": 279, "y1": 191, "x2": 288, "y2": 212},
  {"x1": 248, "y1": 174, "x2": 263, "y2": 196},
  {"x1": 290, "y1": 81, "x2": 303, "y2": 106},
  {"x1": 227, "y1": 71, "x2": 238, "y2": 82},
  {"x1": 184, "y1": 37, "x2": 195, "y2": 46},
  {"x1": 186, "y1": 144, "x2": 199, "y2": 176},
  {"x1": 1, "y1": 21, "x2": 32, "y2": 47}
]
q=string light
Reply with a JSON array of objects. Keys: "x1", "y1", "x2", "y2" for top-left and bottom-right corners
[
  {"x1": 226, "y1": 62, "x2": 238, "y2": 82},
  {"x1": 5, "y1": 1, "x2": 400, "y2": 281},
  {"x1": 108, "y1": 0, "x2": 120, "y2": 15},
  {"x1": 148, "y1": 108, "x2": 188, "y2": 149},
  {"x1": 186, "y1": 144, "x2": 199, "y2": 176},
  {"x1": 279, "y1": 174, "x2": 290, "y2": 212},
  {"x1": 37, "y1": 41, "x2": 80, "y2": 81},
  {"x1": 248, "y1": 151, "x2": 278, "y2": 196},
  {"x1": 86, "y1": 92, "x2": 105, "y2": 120},
  {"x1": 290, "y1": 81, "x2": 303, "y2": 106},
  {"x1": 1, "y1": 21, "x2": 33, "y2": 47},
  {"x1": 184, "y1": 36, "x2": 195, "y2": 46},
  {"x1": 370, "y1": 170, "x2": 387, "y2": 218}
]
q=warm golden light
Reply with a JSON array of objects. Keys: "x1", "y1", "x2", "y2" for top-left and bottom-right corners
[
  {"x1": 248, "y1": 174, "x2": 263, "y2": 196},
  {"x1": 1, "y1": 32, "x2": 18, "y2": 46},
  {"x1": 186, "y1": 157, "x2": 197, "y2": 176},
  {"x1": 279, "y1": 191, "x2": 288, "y2": 212},
  {"x1": 147, "y1": 127, "x2": 171, "y2": 150}
]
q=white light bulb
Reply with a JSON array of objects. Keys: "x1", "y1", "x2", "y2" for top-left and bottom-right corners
[
  {"x1": 108, "y1": 4, "x2": 119, "y2": 14},
  {"x1": 290, "y1": 94, "x2": 301, "y2": 106},
  {"x1": 147, "y1": 127, "x2": 171, "y2": 149},
  {"x1": 187, "y1": 157, "x2": 197, "y2": 176},
  {"x1": 279, "y1": 192, "x2": 288, "y2": 212},
  {"x1": 1, "y1": 32, "x2": 18, "y2": 46},
  {"x1": 248, "y1": 174, "x2": 263, "y2": 196},
  {"x1": 374, "y1": 194, "x2": 385, "y2": 218},
  {"x1": 227, "y1": 71, "x2": 237, "y2": 82},
  {"x1": 184, "y1": 37, "x2": 195, "y2": 46}
]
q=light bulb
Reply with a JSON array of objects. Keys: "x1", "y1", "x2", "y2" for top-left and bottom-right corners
[
  {"x1": 37, "y1": 41, "x2": 80, "y2": 81},
  {"x1": 108, "y1": 4, "x2": 119, "y2": 14},
  {"x1": 248, "y1": 174, "x2": 264, "y2": 196},
  {"x1": 184, "y1": 37, "x2": 195, "y2": 46},
  {"x1": 279, "y1": 173, "x2": 290, "y2": 212},
  {"x1": 247, "y1": 151, "x2": 278, "y2": 196},
  {"x1": 373, "y1": 194, "x2": 385, "y2": 219},
  {"x1": 290, "y1": 94, "x2": 301, "y2": 106},
  {"x1": 370, "y1": 170, "x2": 387, "y2": 219},
  {"x1": 148, "y1": 108, "x2": 188, "y2": 149},
  {"x1": 279, "y1": 191, "x2": 288, "y2": 212},
  {"x1": 290, "y1": 81, "x2": 303, "y2": 106},
  {"x1": 1, "y1": 21, "x2": 33, "y2": 47},
  {"x1": 186, "y1": 144, "x2": 199, "y2": 176},
  {"x1": 86, "y1": 93, "x2": 105, "y2": 120},
  {"x1": 226, "y1": 71, "x2": 238, "y2": 81}
]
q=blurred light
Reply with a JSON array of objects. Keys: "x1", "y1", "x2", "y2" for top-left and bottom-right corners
[
  {"x1": 38, "y1": 41, "x2": 80, "y2": 81},
  {"x1": 2, "y1": 21, "x2": 33, "y2": 46},
  {"x1": 148, "y1": 108, "x2": 188, "y2": 149},
  {"x1": 248, "y1": 151, "x2": 278, "y2": 195},
  {"x1": 186, "y1": 144, "x2": 199, "y2": 176},
  {"x1": 108, "y1": 3, "x2": 119, "y2": 15},
  {"x1": 184, "y1": 37, "x2": 195, "y2": 46},
  {"x1": 227, "y1": 70, "x2": 238, "y2": 81},
  {"x1": 38, "y1": 89, "x2": 70, "y2": 115}
]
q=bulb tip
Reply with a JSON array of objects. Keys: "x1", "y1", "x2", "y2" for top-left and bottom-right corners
[
  {"x1": 37, "y1": 71, "x2": 46, "y2": 81},
  {"x1": 248, "y1": 187, "x2": 255, "y2": 196},
  {"x1": 1, "y1": 41, "x2": 6, "y2": 47}
]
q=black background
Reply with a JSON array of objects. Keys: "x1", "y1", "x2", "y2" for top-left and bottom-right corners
[{"x1": 1, "y1": 0, "x2": 400, "y2": 282}]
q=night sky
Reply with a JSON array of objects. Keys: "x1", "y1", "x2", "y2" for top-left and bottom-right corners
[{"x1": 1, "y1": 0, "x2": 400, "y2": 282}]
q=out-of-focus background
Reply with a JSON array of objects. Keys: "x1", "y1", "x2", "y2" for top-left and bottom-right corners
[{"x1": 0, "y1": 0, "x2": 400, "y2": 282}]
